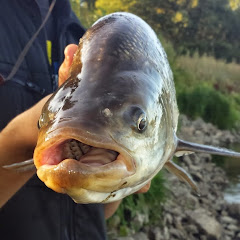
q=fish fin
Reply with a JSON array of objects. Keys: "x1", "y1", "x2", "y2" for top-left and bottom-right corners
[
  {"x1": 2, "y1": 159, "x2": 35, "y2": 172},
  {"x1": 175, "y1": 138, "x2": 240, "y2": 158},
  {"x1": 164, "y1": 160, "x2": 200, "y2": 196},
  {"x1": 174, "y1": 150, "x2": 193, "y2": 157}
]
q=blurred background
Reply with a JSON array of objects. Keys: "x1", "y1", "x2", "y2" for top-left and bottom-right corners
[{"x1": 69, "y1": 1, "x2": 240, "y2": 239}]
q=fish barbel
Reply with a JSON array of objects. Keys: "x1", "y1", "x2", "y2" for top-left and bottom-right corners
[{"x1": 5, "y1": 12, "x2": 240, "y2": 203}]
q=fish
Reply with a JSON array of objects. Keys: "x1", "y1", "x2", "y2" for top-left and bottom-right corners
[{"x1": 4, "y1": 12, "x2": 240, "y2": 204}]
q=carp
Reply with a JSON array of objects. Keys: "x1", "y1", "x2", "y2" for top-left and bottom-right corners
[{"x1": 5, "y1": 12, "x2": 240, "y2": 203}]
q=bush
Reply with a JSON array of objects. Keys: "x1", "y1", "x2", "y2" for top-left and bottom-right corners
[{"x1": 177, "y1": 85, "x2": 240, "y2": 129}]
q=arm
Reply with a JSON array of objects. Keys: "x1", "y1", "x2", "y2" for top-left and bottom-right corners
[
  {"x1": 0, "y1": 45, "x2": 76, "y2": 207},
  {"x1": 0, "y1": 96, "x2": 49, "y2": 207},
  {"x1": 104, "y1": 200, "x2": 122, "y2": 220}
]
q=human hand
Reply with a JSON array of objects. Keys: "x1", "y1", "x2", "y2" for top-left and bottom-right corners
[
  {"x1": 58, "y1": 44, "x2": 78, "y2": 86},
  {"x1": 135, "y1": 181, "x2": 151, "y2": 194},
  {"x1": 104, "y1": 181, "x2": 151, "y2": 219}
]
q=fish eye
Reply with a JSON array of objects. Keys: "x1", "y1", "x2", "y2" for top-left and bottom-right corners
[
  {"x1": 137, "y1": 114, "x2": 147, "y2": 131},
  {"x1": 124, "y1": 106, "x2": 147, "y2": 133}
]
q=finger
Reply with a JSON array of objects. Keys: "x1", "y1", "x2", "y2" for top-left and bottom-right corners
[
  {"x1": 135, "y1": 181, "x2": 151, "y2": 194},
  {"x1": 58, "y1": 44, "x2": 78, "y2": 86}
]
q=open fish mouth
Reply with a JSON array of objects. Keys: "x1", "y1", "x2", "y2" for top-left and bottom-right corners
[
  {"x1": 34, "y1": 131, "x2": 136, "y2": 194},
  {"x1": 40, "y1": 139, "x2": 119, "y2": 167}
]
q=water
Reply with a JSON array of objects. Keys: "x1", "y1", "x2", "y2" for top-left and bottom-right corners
[{"x1": 221, "y1": 144, "x2": 240, "y2": 203}]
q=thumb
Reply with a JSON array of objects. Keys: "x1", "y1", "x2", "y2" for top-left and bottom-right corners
[{"x1": 58, "y1": 44, "x2": 78, "y2": 86}]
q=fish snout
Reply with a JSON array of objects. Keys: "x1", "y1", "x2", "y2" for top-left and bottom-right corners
[{"x1": 34, "y1": 126, "x2": 136, "y2": 196}]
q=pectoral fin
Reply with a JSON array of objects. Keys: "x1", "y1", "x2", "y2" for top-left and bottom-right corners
[
  {"x1": 3, "y1": 159, "x2": 35, "y2": 172},
  {"x1": 175, "y1": 138, "x2": 240, "y2": 158},
  {"x1": 164, "y1": 160, "x2": 199, "y2": 196}
]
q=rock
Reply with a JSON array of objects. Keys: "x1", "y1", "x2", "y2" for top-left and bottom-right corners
[
  {"x1": 185, "y1": 193, "x2": 199, "y2": 208},
  {"x1": 173, "y1": 216, "x2": 184, "y2": 230},
  {"x1": 211, "y1": 175, "x2": 227, "y2": 185},
  {"x1": 187, "y1": 208, "x2": 222, "y2": 239},
  {"x1": 132, "y1": 232, "x2": 149, "y2": 240},
  {"x1": 226, "y1": 223, "x2": 239, "y2": 232},
  {"x1": 200, "y1": 235, "x2": 207, "y2": 240},
  {"x1": 224, "y1": 236, "x2": 232, "y2": 240},
  {"x1": 168, "y1": 207, "x2": 182, "y2": 216},
  {"x1": 184, "y1": 224, "x2": 199, "y2": 235},
  {"x1": 221, "y1": 216, "x2": 238, "y2": 225},
  {"x1": 169, "y1": 228, "x2": 185, "y2": 239},
  {"x1": 205, "y1": 163, "x2": 214, "y2": 172},
  {"x1": 164, "y1": 213, "x2": 173, "y2": 225},
  {"x1": 149, "y1": 227, "x2": 162, "y2": 240},
  {"x1": 224, "y1": 229, "x2": 235, "y2": 237},
  {"x1": 133, "y1": 212, "x2": 149, "y2": 230},
  {"x1": 191, "y1": 172, "x2": 203, "y2": 182},
  {"x1": 116, "y1": 237, "x2": 135, "y2": 240},
  {"x1": 221, "y1": 210, "x2": 228, "y2": 216},
  {"x1": 189, "y1": 164, "x2": 203, "y2": 173},
  {"x1": 227, "y1": 203, "x2": 240, "y2": 220},
  {"x1": 163, "y1": 226, "x2": 170, "y2": 240},
  {"x1": 182, "y1": 155, "x2": 193, "y2": 167}
]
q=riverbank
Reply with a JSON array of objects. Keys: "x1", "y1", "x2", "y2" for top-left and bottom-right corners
[{"x1": 109, "y1": 115, "x2": 240, "y2": 240}]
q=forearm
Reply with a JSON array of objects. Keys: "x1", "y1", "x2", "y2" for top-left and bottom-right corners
[
  {"x1": 0, "y1": 119, "x2": 36, "y2": 207},
  {"x1": 0, "y1": 95, "x2": 50, "y2": 207},
  {"x1": 104, "y1": 200, "x2": 122, "y2": 219},
  {"x1": 0, "y1": 44, "x2": 76, "y2": 208}
]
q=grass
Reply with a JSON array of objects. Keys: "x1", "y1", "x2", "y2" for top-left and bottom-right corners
[{"x1": 175, "y1": 52, "x2": 240, "y2": 94}]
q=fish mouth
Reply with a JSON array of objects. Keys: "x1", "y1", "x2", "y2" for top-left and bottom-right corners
[
  {"x1": 34, "y1": 128, "x2": 135, "y2": 194},
  {"x1": 38, "y1": 139, "x2": 120, "y2": 167}
]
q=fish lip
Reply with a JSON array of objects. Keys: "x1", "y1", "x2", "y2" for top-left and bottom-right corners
[
  {"x1": 34, "y1": 127, "x2": 136, "y2": 192},
  {"x1": 35, "y1": 128, "x2": 135, "y2": 169}
]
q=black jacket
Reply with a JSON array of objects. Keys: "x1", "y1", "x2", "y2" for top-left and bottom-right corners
[{"x1": 0, "y1": 1, "x2": 107, "y2": 239}]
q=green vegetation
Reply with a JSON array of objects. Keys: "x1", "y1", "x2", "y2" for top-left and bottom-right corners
[
  {"x1": 72, "y1": 0, "x2": 240, "y2": 63},
  {"x1": 171, "y1": 52, "x2": 240, "y2": 129},
  {"x1": 177, "y1": 85, "x2": 239, "y2": 129},
  {"x1": 109, "y1": 172, "x2": 167, "y2": 235},
  {"x1": 175, "y1": 53, "x2": 240, "y2": 94}
]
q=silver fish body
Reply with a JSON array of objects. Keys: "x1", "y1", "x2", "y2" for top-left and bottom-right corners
[{"x1": 4, "y1": 12, "x2": 240, "y2": 203}]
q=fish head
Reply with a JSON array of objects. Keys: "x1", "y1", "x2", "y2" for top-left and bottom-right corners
[
  {"x1": 34, "y1": 71, "x2": 176, "y2": 203},
  {"x1": 34, "y1": 13, "x2": 178, "y2": 203}
]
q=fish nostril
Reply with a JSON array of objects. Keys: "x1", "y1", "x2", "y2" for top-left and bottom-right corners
[{"x1": 102, "y1": 108, "x2": 113, "y2": 118}]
